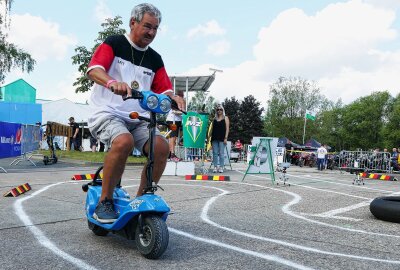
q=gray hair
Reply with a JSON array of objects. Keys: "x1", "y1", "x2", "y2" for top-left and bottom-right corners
[{"x1": 130, "y1": 3, "x2": 162, "y2": 24}]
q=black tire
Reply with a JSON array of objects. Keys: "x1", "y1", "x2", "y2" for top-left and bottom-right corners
[
  {"x1": 43, "y1": 156, "x2": 49, "y2": 165},
  {"x1": 135, "y1": 215, "x2": 169, "y2": 259},
  {"x1": 53, "y1": 156, "x2": 58, "y2": 164},
  {"x1": 88, "y1": 220, "x2": 109, "y2": 236},
  {"x1": 370, "y1": 196, "x2": 400, "y2": 223},
  {"x1": 234, "y1": 159, "x2": 238, "y2": 163}
]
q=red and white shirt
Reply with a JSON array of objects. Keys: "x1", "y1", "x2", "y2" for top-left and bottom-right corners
[{"x1": 86, "y1": 34, "x2": 173, "y2": 127}]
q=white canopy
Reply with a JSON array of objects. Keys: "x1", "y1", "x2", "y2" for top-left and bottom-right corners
[
  {"x1": 40, "y1": 98, "x2": 91, "y2": 126},
  {"x1": 169, "y1": 74, "x2": 215, "y2": 93}
]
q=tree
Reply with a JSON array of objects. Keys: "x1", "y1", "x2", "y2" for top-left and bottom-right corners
[
  {"x1": 382, "y1": 93, "x2": 400, "y2": 149},
  {"x1": 238, "y1": 95, "x2": 264, "y2": 144},
  {"x1": 315, "y1": 99, "x2": 344, "y2": 151},
  {"x1": 187, "y1": 90, "x2": 217, "y2": 114},
  {"x1": 222, "y1": 97, "x2": 241, "y2": 142},
  {"x1": 340, "y1": 91, "x2": 390, "y2": 150},
  {"x1": 264, "y1": 77, "x2": 326, "y2": 144},
  {"x1": 0, "y1": 0, "x2": 35, "y2": 83},
  {"x1": 71, "y1": 16, "x2": 126, "y2": 93}
]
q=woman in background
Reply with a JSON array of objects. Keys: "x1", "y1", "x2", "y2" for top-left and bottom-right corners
[{"x1": 210, "y1": 104, "x2": 230, "y2": 173}]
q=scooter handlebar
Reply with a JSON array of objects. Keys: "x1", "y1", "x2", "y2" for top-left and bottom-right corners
[
  {"x1": 170, "y1": 99, "x2": 187, "y2": 115},
  {"x1": 110, "y1": 86, "x2": 144, "y2": 100}
]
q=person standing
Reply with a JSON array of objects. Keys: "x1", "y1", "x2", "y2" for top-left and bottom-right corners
[
  {"x1": 90, "y1": 134, "x2": 98, "y2": 152},
  {"x1": 391, "y1": 148, "x2": 399, "y2": 171},
  {"x1": 166, "y1": 90, "x2": 185, "y2": 162},
  {"x1": 69, "y1": 117, "x2": 81, "y2": 151},
  {"x1": 317, "y1": 144, "x2": 327, "y2": 171},
  {"x1": 86, "y1": 3, "x2": 184, "y2": 223},
  {"x1": 210, "y1": 104, "x2": 230, "y2": 173}
]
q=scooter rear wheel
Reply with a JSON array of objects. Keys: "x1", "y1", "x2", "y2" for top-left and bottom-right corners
[
  {"x1": 135, "y1": 215, "x2": 169, "y2": 259},
  {"x1": 88, "y1": 220, "x2": 109, "y2": 236}
]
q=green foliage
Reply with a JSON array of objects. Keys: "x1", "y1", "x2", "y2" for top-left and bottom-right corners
[
  {"x1": 71, "y1": 16, "x2": 126, "y2": 93},
  {"x1": 222, "y1": 97, "x2": 241, "y2": 142},
  {"x1": 187, "y1": 91, "x2": 217, "y2": 114},
  {"x1": 339, "y1": 91, "x2": 390, "y2": 150},
  {"x1": 264, "y1": 76, "x2": 327, "y2": 144},
  {"x1": 315, "y1": 100, "x2": 344, "y2": 151},
  {"x1": 238, "y1": 95, "x2": 264, "y2": 144},
  {"x1": 382, "y1": 93, "x2": 400, "y2": 148},
  {"x1": 0, "y1": 0, "x2": 36, "y2": 83}
]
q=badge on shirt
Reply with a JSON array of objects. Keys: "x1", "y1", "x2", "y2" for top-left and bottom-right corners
[{"x1": 131, "y1": 80, "x2": 139, "y2": 90}]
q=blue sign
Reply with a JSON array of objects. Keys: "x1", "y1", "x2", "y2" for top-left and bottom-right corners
[{"x1": 0, "y1": 121, "x2": 22, "y2": 158}]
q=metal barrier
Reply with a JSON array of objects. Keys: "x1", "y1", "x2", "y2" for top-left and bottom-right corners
[
  {"x1": 174, "y1": 146, "x2": 210, "y2": 174},
  {"x1": 10, "y1": 124, "x2": 41, "y2": 166},
  {"x1": 338, "y1": 150, "x2": 392, "y2": 174}
]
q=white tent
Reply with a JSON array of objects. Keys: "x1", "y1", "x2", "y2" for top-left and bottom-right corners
[
  {"x1": 40, "y1": 98, "x2": 92, "y2": 151},
  {"x1": 40, "y1": 98, "x2": 91, "y2": 125}
]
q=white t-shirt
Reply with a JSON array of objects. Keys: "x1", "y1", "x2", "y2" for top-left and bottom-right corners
[
  {"x1": 317, "y1": 146, "x2": 327, "y2": 159},
  {"x1": 166, "y1": 110, "x2": 182, "y2": 122}
]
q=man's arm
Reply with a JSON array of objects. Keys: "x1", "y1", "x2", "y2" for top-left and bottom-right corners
[
  {"x1": 87, "y1": 68, "x2": 132, "y2": 97},
  {"x1": 73, "y1": 124, "x2": 79, "y2": 138}
]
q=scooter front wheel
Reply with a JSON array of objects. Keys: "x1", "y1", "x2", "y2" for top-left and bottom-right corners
[
  {"x1": 135, "y1": 215, "x2": 169, "y2": 259},
  {"x1": 88, "y1": 220, "x2": 109, "y2": 236}
]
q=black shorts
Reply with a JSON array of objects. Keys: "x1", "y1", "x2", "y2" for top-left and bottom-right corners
[{"x1": 166, "y1": 121, "x2": 182, "y2": 137}]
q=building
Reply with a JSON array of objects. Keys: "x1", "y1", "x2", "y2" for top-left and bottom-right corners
[{"x1": 0, "y1": 79, "x2": 41, "y2": 125}]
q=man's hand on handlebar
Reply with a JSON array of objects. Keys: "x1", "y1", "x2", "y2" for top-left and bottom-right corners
[
  {"x1": 109, "y1": 81, "x2": 132, "y2": 98},
  {"x1": 168, "y1": 92, "x2": 185, "y2": 111}
]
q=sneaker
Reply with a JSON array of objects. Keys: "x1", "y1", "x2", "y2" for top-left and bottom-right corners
[
  {"x1": 93, "y1": 198, "x2": 118, "y2": 223},
  {"x1": 218, "y1": 167, "x2": 224, "y2": 173},
  {"x1": 170, "y1": 153, "x2": 181, "y2": 162},
  {"x1": 213, "y1": 167, "x2": 217, "y2": 173}
]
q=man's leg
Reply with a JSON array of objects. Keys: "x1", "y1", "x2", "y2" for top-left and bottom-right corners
[
  {"x1": 137, "y1": 135, "x2": 169, "y2": 197},
  {"x1": 100, "y1": 133, "x2": 134, "y2": 201},
  {"x1": 168, "y1": 136, "x2": 176, "y2": 154}
]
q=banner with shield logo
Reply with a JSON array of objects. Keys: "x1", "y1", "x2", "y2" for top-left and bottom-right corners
[{"x1": 182, "y1": 112, "x2": 208, "y2": 149}]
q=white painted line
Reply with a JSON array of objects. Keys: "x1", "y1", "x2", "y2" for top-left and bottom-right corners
[
  {"x1": 288, "y1": 182, "x2": 371, "y2": 200},
  {"x1": 14, "y1": 183, "x2": 99, "y2": 270},
  {"x1": 302, "y1": 213, "x2": 362, "y2": 222},
  {"x1": 17, "y1": 181, "x2": 311, "y2": 270},
  {"x1": 169, "y1": 227, "x2": 314, "y2": 270},
  {"x1": 316, "y1": 201, "x2": 371, "y2": 218},
  {"x1": 15, "y1": 178, "x2": 400, "y2": 269},
  {"x1": 233, "y1": 170, "x2": 400, "y2": 240},
  {"x1": 288, "y1": 173, "x2": 395, "y2": 193},
  {"x1": 196, "y1": 181, "x2": 400, "y2": 264}
]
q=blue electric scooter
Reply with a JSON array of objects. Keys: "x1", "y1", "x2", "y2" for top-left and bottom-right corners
[{"x1": 82, "y1": 89, "x2": 183, "y2": 259}]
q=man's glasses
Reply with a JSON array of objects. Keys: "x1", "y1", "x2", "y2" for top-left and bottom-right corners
[
  {"x1": 216, "y1": 109, "x2": 223, "y2": 111},
  {"x1": 141, "y1": 22, "x2": 158, "y2": 32}
]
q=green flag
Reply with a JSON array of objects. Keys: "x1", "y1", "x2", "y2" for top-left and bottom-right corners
[
  {"x1": 305, "y1": 110, "x2": 316, "y2": 121},
  {"x1": 182, "y1": 112, "x2": 209, "y2": 149}
]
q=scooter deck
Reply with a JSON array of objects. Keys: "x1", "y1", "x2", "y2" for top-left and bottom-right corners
[{"x1": 86, "y1": 186, "x2": 170, "y2": 230}]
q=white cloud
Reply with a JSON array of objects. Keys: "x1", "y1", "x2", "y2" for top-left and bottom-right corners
[
  {"x1": 253, "y1": 1, "x2": 396, "y2": 79},
  {"x1": 207, "y1": 40, "x2": 231, "y2": 56},
  {"x1": 364, "y1": 0, "x2": 400, "y2": 9},
  {"x1": 45, "y1": 71, "x2": 92, "y2": 103},
  {"x1": 94, "y1": 0, "x2": 113, "y2": 22},
  {"x1": 8, "y1": 14, "x2": 77, "y2": 61},
  {"x1": 190, "y1": 0, "x2": 399, "y2": 105},
  {"x1": 187, "y1": 20, "x2": 226, "y2": 39}
]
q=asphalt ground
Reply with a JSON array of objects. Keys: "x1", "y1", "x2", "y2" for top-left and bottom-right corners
[{"x1": 1, "y1": 156, "x2": 400, "y2": 270}]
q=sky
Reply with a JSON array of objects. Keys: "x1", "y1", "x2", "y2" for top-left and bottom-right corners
[{"x1": 3, "y1": 0, "x2": 400, "y2": 108}]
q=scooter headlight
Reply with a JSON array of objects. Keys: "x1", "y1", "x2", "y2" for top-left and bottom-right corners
[
  {"x1": 159, "y1": 98, "x2": 171, "y2": 113},
  {"x1": 146, "y1": 95, "x2": 158, "y2": 110}
]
